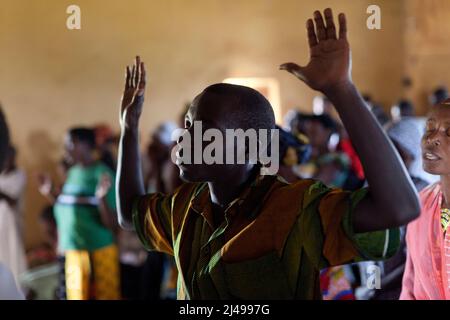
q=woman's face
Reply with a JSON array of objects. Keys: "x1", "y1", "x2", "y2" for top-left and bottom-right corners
[
  {"x1": 422, "y1": 103, "x2": 450, "y2": 175},
  {"x1": 303, "y1": 120, "x2": 331, "y2": 157},
  {"x1": 64, "y1": 134, "x2": 89, "y2": 165}
]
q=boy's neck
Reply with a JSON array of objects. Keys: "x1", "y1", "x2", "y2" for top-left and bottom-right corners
[{"x1": 208, "y1": 165, "x2": 258, "y2": 209}]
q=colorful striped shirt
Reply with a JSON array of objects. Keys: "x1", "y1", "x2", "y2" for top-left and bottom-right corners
[{"x1": 133, "y1": 174, "x2": 399, "y2": 299}]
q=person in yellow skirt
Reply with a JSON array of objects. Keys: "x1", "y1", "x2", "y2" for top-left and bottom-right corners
[{"x1": 54, "y1": 127, "x2": 120, "y2": 300}]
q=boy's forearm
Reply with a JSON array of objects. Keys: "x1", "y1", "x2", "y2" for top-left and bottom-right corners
[
  {"x1": 116, "y1": 127, "x2": 145, "y2": 230},
  {"x1": 325, "y1": 83, "x2": 420, "y2": 229}
]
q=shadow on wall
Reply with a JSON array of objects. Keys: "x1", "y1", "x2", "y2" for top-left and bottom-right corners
[{"x1": 23, "y1": 130, "x2": 61, "y2": 250}]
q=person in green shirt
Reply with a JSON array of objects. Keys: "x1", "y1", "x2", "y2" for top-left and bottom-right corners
[
  {"x1": 53, "y1": 127, "x2": 120, "y2": 300},
  {"x1": 116, "y1": 8, "x2": 420, "y2": 299}
]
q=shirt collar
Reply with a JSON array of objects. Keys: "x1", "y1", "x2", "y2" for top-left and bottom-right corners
[{"x1": 189, "y1": 172, "x2": 276, "y2": 222}]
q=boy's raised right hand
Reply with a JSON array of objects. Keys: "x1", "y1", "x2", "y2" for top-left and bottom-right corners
[{"x1": 120, "y1": 56, "x2": 146, "y2": 131}]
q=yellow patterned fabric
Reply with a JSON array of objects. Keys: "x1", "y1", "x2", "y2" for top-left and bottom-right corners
[
  {"x1": 65, "y1": 244, "x2": 120, "y2": 300},
  {"x1": 441, "y1": 208, "x2": 450, "y2": 233}
]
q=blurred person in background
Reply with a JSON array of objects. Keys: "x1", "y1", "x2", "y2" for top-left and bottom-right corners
[
  {"x1": 401, "y1": 98, "x2": 450, "y2": 300},
  {"x1": 390, "y1": 99, "x2": 415, "y2": 122},
  {"x1": 277, "y1": 125, "x2": 311, "y2": 183},
  {"x1": 45, "y1": 127, "x2": 120, "y2": 300},
  {"x1": 0, "y1": 145, "x2": 27, "y2": 284},
  {"x1": 314, "y1": 152, "x2": 351, "y2": 189},
  {"x1": 297, "y1": 114, "x2": 364, "y2": 190},
  {"x1": 429, "y1": 86, "x2": 449, "y2": 107},
  {"x1": 144, "y1": 122, "x2": 180, "y2": 194},
  {"x1": 302, "y1": 114, "x2": 338, "y2": 161},
  {"x1": 0, "y1": 106, "x2": 24, "y2": 300},
  {"x1": 94, "y1": 124, "x2": 118, "y2": 172}
]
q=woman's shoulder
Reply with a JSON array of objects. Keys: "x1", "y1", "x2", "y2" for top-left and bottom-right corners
[{"x1": 419, "y1": 181, "x2": 441, "y2": 199}]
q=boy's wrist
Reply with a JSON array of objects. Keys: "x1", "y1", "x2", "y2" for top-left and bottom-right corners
[
  {"x1": 323, "y1": 79, "x2": 355, "y2": 100},
  {"x1": 121, "y1": 125, "x2": 139, "y2": 138}
]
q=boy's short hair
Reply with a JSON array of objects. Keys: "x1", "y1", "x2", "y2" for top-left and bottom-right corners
[
  {"x1": 204, "y1": 83, "x2": 275, "y2": 131},
  {"x1": 69, "y1": 127, "x2": 96, "y2": 149}
]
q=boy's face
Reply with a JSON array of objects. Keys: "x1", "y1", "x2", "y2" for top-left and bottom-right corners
[
  {"x1": 422, "y1": 104, "x2": 450, "y2": 175},
  {"x1": 176, "y1": 91, "x2": 245, "y2": 182}
]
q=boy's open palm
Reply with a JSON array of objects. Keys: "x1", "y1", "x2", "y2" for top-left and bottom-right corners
[
  {"x1": 120, "y1": 56, "x2": 146, "y2": 129},
  {"x1": 280, "y1": 8, "x2": 351, "y2": 94}
]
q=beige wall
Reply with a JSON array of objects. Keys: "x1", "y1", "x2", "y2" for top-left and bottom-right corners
[
  {"x1": 404, "y1": 0, "x2": 450, "y2": 114},
  {"x1": 0, "y1": 0, "x2": 409, "y2": 248}
]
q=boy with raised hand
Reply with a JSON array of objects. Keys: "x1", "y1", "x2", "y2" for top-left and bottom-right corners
[{"x1": 117, "y1": 8, "x2": 420, "y2": 299}]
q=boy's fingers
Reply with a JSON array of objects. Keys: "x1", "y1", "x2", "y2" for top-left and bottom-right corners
[
  {"x1": 134, "y1": 56, "x2": 141, "y2": 87},
  {"x1": 324, "y1": 8, "x2": 337, "y2": 40},
  {"x1": 125, "y1": 66, "x2": 131, "y2": 89},
  {"x1": 131, "y1": 65, "x2": 136, "y2": 88},
  {"x1": 338, "y1": 13, "x2": 347, "y2": 40},
  {"x1": 306, "y1": 19, "x2": 318, "y2": 48},
  {"x1": 314, "y1": 10, "x2": 327, "y2": 41},
  {"x1": 138, "y1": 62, "x2": 146, "y2": 89}
]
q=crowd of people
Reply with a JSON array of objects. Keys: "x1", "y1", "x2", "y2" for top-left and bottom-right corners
[{"x1": 0, "y1": 8, "x2": 450, "y2": 300}]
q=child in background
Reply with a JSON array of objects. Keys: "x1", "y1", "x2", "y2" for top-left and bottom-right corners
[{"x1": 53, "y1": 127, "x2": 120, "y2": 300}]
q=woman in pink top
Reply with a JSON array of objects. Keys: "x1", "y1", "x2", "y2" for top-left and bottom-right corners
[{"x1": 401, "y1": 99, "x2": 450, "y2": 299}]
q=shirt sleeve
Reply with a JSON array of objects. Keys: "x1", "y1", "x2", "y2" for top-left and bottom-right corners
[
  {"x1": 302, "y1": 181, "x2": 400, "y2": 269},
  {"x1": 132, "y1": 192, "x2": 174, "y2": 255}
]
